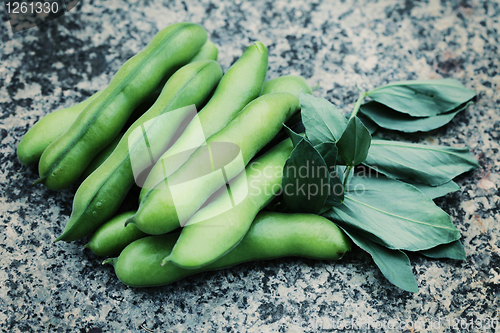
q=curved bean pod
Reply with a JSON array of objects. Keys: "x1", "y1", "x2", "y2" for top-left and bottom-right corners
[
  {"x1": 256, "y1": 75, "x2": 313, "y2": 154},
  {"x1": 104, "y1": 211, "x2": 351, "y2": 287},
  {"x1": 37, "y1": 22, "x2": 207, "y2": 190},
  {"x1": 80, "y1": 133, "x2": 123, "y2": 180},
  {"x1": 166, "y1": 139, "x2": 294, "y2": 268},
  {"x1": 16, "y1": 92, "x2": 100, "y2": 167},
  {"x1": 85, "y1": 211, "x2": 147, "y2": 257}
]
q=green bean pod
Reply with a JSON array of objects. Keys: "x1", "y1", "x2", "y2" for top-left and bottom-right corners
[
  {"x1": 190, "y1": 40, "x2": 218, "y2": 62},
  {"x1": 37, "y1": 22, "x2": 207, "y2": 190},
  {"x1": 261, "y1": 75, "x2": 312, "y2": 97},
  {"x1": 16, "y1": 92, "x2": 100, "y2": 167},
  {"x1": 104, "y1": 211, "x2": 351, "y2": 287},
  {"x1": 80, "y1": 133, "x2": 123, "y2": 180},
  {"x1": 55, "y1": 60, "x2": 222, "y2": 242},
  {"x1": 139, "y1": 41, "x2": 268, "y2": 200},
  {"x1": 85, "y1": 211, "x2": 147, "y2": 257},
  {"x1": 18, "y1": 41, "x2": 218, "y2": 170},
  {"x1": 131, "y1": 92, "x2": 300, "y2": 235},
  {"x1": 256, "y1": 75, "x2": 312, "y2": 153}
]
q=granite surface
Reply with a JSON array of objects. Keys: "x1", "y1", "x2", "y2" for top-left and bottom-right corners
[{"x1": 1, "y1": 0, "x2": 500, "y2": 332}]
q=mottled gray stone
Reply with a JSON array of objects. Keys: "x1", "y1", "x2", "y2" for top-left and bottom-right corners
[{"x1": 1, "y1": 0, "x2": 499, "y2": 332}]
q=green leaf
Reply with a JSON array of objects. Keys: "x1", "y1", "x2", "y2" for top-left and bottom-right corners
[
  {"x1": 282, "y1": 139, "x2": 330, "y2": 214},
  {"x1": 322, "y1": 166, "x2": 344, "y2": 209},
  {"x1": 339, "y1": 226, "x2": 418, "y2": 293},
  {"x1": 299, "y1": 91, "x2": 348, "y2": 145},
  {"x1": 314, "y1": 142, "x2": 338, "y2": 168},
  {"x1": 408, "y1": 180, "x2": 460, "y2": 199},
  {"x1": 364, "y1": 139, "x2": 479, "y2": 186},
  {"x1": 360, "y1": 101, "x2": 472, "y2": 133},
  {"x1": 336, "y1": 116, "x2": 372, "y2": 166},
  {"x1": 315, "y1": 142, "x2": 343, "y2": 208},
  {"x1": 323, "y1": 174, "x2": 461, "y2": 251},
  {"x1": 418, "y1": 240, "x2": 466, "y2": 260},
  {"x1": 357, "y1": 113, "x2": 378, "y2": 134},
  {"x1": 366, "y1": 79, "x2": 476, "y2": 117},
  {"x1": 284, "y1": 124, "x2": 304, "y2": 148}
]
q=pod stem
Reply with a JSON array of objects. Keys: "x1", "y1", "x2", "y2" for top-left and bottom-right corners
[
  {"x1": 102, "y1": 258, "x2": 117, "y2": 266},
  {"x1": 160, "y1": 255, "x2": 171, "y2": 267},
  {"x1": 31, "y1": 176, "x2": 46, "y2": 186},
  {"x1": 349, "y1": 90, "x2": 367, "y2": 120},
  {"x1": 124, "y1": 217, "x2": 135, "y2": 227}
]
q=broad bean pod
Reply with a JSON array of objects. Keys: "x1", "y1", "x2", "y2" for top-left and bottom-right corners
[
  {"x1": 189, "y1": 40, "x2": 218, "y2": 62},
  {"x1": 104, "y1": 211, "x2": 351, "y2": 287},
  {"x1": 37, "y1": 22, "x2": 207, "y2": 190},
  {"x1": 85, "y1": 211, "x2": 147, "y2": 257},
  {"x1": 256, "y1": 75, "x2": 313, "y2": 154},
  {"x1": 80, "y1": 133, "x2": 123, "y2": 180},
  {"x1": 166, "y1": 139, "x2": 294, "y2": 268},
  {"x1": 139, "y1": 41, "x2": 268, "y2": 199},
  {"x1": 18, "y1": 39, "x2": 218, "y2": 169},
  {"x1": 261, "y1": 75, "x2": 312, "y2": 97},
  {"x1": 17, "y1": 92, "x2": 100, "y2": 167}
]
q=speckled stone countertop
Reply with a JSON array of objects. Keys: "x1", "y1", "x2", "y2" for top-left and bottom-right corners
[{"x1": 1, "y1": 0, "x2": 499, "y2": 332}]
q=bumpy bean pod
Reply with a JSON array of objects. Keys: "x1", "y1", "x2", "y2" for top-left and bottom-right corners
[
  {"x1": 55, "y1": 60, "x2": 222, "y2": 242},
  {"x1": 256, "y1": 75, "x2": 312, "y2": 153},
  {"x1": 104, "y1": 211, "x2": 351, "y2": 287},
  {"x1": 131, "y1": 92, "x2": 300, "y2": 235},
  {"x1": 18, "y1": 41, "x2": 218, "y2": 170},
  {"x1": 139, "y1": 41, "x2": 268, "y2": 199},
  {"x1": 37, "y1": 22, "x2": 207, "y2": 190},
  {"x1": 85, "y1": 211, "x2": 147, "y2": 257}
]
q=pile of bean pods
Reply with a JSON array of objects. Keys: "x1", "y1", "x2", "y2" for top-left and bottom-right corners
[{"x1": 17, "y1": 22, "x2": 352, "y2": 287}]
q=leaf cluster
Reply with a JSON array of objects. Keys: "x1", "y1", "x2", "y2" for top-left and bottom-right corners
[
  {"x1": 360, "y1": 79, "x2": 476, "y2": 133},
  {"x1": 278, "y1": 79, "x2": 478, "y2": 292}
]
